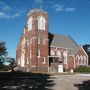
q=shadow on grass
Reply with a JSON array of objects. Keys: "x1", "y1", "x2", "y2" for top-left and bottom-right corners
[
  {"x1": 0, "y1": 72, "x2": 55, "y2": 90},
  {"x1": 74, "y1": 80, "x2": 90, "y2": 90}
]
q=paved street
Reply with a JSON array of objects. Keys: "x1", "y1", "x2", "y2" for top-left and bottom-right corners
[{"x1": 0, "y1": 72, "x2": 90, "y2": 90}]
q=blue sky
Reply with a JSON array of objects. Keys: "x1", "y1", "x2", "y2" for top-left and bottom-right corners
[{"x1": 0, "y1": 0, "x2": 90, "y2": 58}]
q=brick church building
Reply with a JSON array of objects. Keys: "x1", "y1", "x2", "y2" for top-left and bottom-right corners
[{"x1": 16, "y1": 9, "x2": 88, "y2": 73}]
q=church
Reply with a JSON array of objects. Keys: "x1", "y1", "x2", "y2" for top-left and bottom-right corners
[{"x1": 16, "y1": 9, "x2": 88, "y2": 73}]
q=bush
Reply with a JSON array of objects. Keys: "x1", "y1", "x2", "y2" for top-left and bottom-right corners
[{"x1": 75, "y1": 66, "x2": 90, "y2": 73}]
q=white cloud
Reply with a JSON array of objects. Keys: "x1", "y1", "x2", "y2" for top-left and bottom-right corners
[
  {"x1": 35, "y1": 0, "x2": 43, "y2": 3},
  {"x1": 52, "y1": 4, "x2": 64, "y2": 12},
  {"x1": 0, "y1": 12, "x2": 5, "y2": 16},
  {"x1": 0, "y1": 1, "x2": 11, "y2": 11},
  {"x1": 52, "y1": 4, "x2": 75, "y2": 12},
  {"x1": 65, "y1": 7, "x2": 75, "y2": 12},
  {"x1": 0, "y1": 1, "x2": 25, "y2": 19},
  {"x1": 0, "y1": 10, "x2": 25, "y2": 19}
]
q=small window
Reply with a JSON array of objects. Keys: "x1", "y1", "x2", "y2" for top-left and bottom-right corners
[
  {"x1": 21, "y1": 53, "x2": 25, "y2": 67},
  {"x1": 80, "y1": 55, "x2": 83, "y2": 65},
  {"x1": 38, "y1": 16, "x2": 46, "y2": 30},
  {"x1": 42, "y1": 57, "x2": 46, "y2": 64},
  {"x1": 63, "y1": 51, "x2": 67, "y2": 64},
  {"x1": 22, "y1": 38, "x2": 26, "y2": 52},
  {"x1": 18, "y1": 58, "x2": 21, "y2": 65},
  {"x1": 27, "y1": 58, "x2": 29, "y2": 64},
  {"x1": 56, "y1": 50, "x2": 61, "y2": 56},
  {"x1": 51, "y1": 49, "x2": 55, "y2": 56},
  {"x1": 83, "y1": 55, "x2": 87, "y2": 65},
  {"x1": 38, "y1": 49, "x2": 40, "y2": 57},
  {"x1": 76, "y1": 55, "x2": 80, "y2": 65},
  {"x1": 28, "y1": 17, "x2": 33, "y2": 31}
]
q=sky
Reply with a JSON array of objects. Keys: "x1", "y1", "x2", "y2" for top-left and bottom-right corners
[{"x1": 0, "y1": 0, "x2": 90, "y2": 58}]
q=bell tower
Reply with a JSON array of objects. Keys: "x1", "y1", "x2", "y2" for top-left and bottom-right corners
[{"x1": 27, "y1": 9, "x2": 48, "y2": 72}]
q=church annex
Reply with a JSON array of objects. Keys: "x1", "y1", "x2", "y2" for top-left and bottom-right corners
[{"x1": 16, "y1": 9, "x2": 88, "y2": 73}]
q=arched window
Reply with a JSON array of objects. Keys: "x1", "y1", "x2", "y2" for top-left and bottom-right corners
[
  {"x1": 63, "y1": 51, "x2": 67, "y2": 64},
  {"x1": 51, "y1": 49, "x2": 55, "y2": 56},
  {"x1": 56, "y1": 50, "x2": 61, "y2": 61},
  {"x1": 42, "y1": 57, "x2": 46, "y2": 64},
  {"x1": 56, "y1": 50, "x2": 61, "y2": 56},
  {"x1": 83, "y1": 55, "x2": 87, "y2": 65},
  {"x1": 18, "y1": 58, "x2": 21, "y2": 65},
  {"x1": 76, "y1": 55, "x2": 80, "y2": 65},
  {"x1": 22, "y1": 38, "x2": 26, "y2": 53},
  {"x1": 28, "y1": 17, "x2": 33, "y2": 31},
  {"x1": 37, "y1": 16, "x2": 46, "y2": 30},
  {"x1": 80, "y1": 55, "x2": 83, "y2": 65},
  {"x1": 21, "y1": 53, "x2": 25, "y2": 67}
]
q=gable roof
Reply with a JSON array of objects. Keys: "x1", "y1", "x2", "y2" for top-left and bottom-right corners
[{"x1": 49, "y1": 33, "x2": 79, "y2": 55}]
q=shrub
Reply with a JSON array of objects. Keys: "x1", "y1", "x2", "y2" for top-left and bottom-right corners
[{"x1": 75, "y1": 66, "x2": 90, "y2": 73}]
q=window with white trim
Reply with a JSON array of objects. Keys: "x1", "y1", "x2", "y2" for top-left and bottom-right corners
[
  {"x1": 42, "y1": 57, "x2": 46, "y2": 64},
  {"x1": 83, "y1": 55, "x2": 87, "y2": 65},
  {"x1": 18, "y1": 58, "x2": 21, "y2": 65},
  {"x1": 27, "y1": 57, "x2": 29, "y2": 64},
  {"x1": 63, "y1": 51, "x2": 67, "y2": 64},
  {"x1": 51, "y1": 49, "x2": 55, "y2": 56},
  {"x1": 56, "y1": 50, "x2": 61, "y2": 56},
  {"x1": 22, "y1": 38, "x2": 26, "y2": 52},
  {"x1": 38, "y1": 16, "x2": 46, "y2": 30},
  {"x1": 21, "y1": 53, "x2": 25, "y2": 67},
  {"x1": 76, "y1": 55, "x2": 80, "y2": 65},
  {"x1": 80, "y1": 55, "x2": 83, "y2": 65},
  {"x1": 28, "y1": 17, "x2": 33, "y2": 31},
  {"x1": 38, "y1": 49, "x2": 40, "y2": 57}
]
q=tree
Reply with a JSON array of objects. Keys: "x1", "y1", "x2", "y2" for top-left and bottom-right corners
[
  {"x1": 7, "y1": 57, "x2": 16, "y2": 71},
  {"x1": 0, "y1": 42, "x2": 7, "y2": 69},
  {"x1": 83, "y1": 44, "x2": 90, "y2": 52},
  {"x1": 83, "y1": 44, "x2": 90, "y2": 65}
]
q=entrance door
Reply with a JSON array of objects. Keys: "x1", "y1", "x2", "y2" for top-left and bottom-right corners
[{"x1": 58, "y1": 65, "x2": 63, "y2": 73}]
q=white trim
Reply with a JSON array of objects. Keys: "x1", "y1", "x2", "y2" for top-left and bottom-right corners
[
  {"x1": 28, "y1": 16, "x2": 33, "y2": 31},
  {"x1": 50, "y1": 46, "x2": 72, "y2": 50},
  {"x1": 48, "y1": 56, "x2": 61, "y2": 58},
  {"x1": 80, "y1": 46, "x2": 88, "y2": 57},
  {"x1": 80, "y1": 46, "x2": 88, "y2": 66}
]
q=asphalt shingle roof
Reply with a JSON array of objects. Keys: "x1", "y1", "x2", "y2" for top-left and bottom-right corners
[{"x1": 49, "y1": 33, "x2": 79, "y2": 55}]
